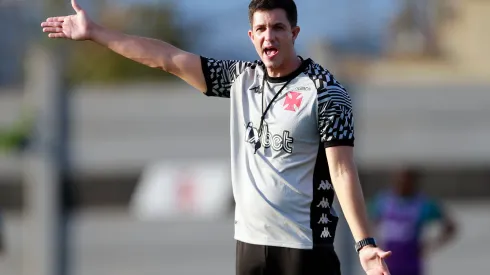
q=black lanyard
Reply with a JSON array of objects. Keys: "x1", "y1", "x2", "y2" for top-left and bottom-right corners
[{"x1": 254, "y1": 74, "x2": 294, "y2": 154}]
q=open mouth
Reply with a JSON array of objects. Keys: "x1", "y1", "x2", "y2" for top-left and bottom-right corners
[{"x1": 264, "y1": 46, "x2": 279, "y2": 58}]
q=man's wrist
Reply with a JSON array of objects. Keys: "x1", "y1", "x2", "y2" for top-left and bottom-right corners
[
  {"x1": 87, "y1": 23, "x2": 103, "y2": 42},
  {"x1": 354, "y1": 237, "x2": 377, "y2": 253},
  {"x1": 358, "y1": 244, "x2": 376, "y2": 253}
]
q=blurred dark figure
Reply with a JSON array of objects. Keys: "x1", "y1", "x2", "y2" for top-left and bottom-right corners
[{"x1": 368, "y1": 168, "x2": 457, "y2": 275}]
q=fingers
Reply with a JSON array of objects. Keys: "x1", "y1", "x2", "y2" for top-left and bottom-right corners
[
  {"x1": 41, "y1": 21, "x2": 63, "y2": 28},
  {"x1": 41, "y1": 17, "x2": 65, "y2": 27},
  {"x1": 374, "y1": 248, "x2": 392, "y2": 259},
  {"x1": 383, "y1": 265, "x2": 391, "y2": 275},
  {"x1": 378, "y1": 250, "x2": 392, "y2": 258},
  {"x1": 43, "y1": 27, "x2": 63, "y2": 33},
  {"x1": 48, "y1": 33, "x2": 67, "y2": 39},
  {"x1": 40, "y1": 17, "x2": 67, "y2": 38},
  {"x1": 72, "y1": 0, "x2": 82, "y2": 13},
  {"x1": 46, "y1": 16, "x2": 66, "y2": 22}
]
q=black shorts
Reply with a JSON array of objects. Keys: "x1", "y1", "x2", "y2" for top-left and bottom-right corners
[{"x1": 236, "y1": 240, "x2": 341, "y2": 275}]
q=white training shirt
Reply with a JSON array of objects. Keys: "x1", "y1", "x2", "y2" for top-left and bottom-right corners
[{"x1": 201, "y1": 56, "x2": 355, "y2": 249}]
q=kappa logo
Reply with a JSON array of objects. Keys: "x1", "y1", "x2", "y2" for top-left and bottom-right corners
[
  {"x1": 249, "y1": 75, "x2": 263, "y2": 93},
  {"x1": 317, "y1": 197, "x2": 330, "y2": 209},
  {"x1": 318, "y1": 180, "x2": 333, "y2": 191},
  {"x1": 249, "y1": 85, "x2": 261, "y2": 93},
  {"x1": 320, "y1": 227, "x2": 332, "y2": 238},
  {"x1": 283, "y1": 91, "x2": 303, "y2": 112},
  {"x1": 318, "y1": 214, "x2": 331, "y2": 224}
]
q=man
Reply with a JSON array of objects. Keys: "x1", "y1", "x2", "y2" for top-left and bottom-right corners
[
  {"x1": 368, "y1": 168, "x2": 457, "y2": 275},
  {"x1": 41, "y1": 0, "x2": 391, "y2": 274}
]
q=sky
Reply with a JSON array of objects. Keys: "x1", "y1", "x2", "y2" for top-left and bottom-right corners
[{"x1": 89, "y1": 0, "x2": 402, "y2": 60}]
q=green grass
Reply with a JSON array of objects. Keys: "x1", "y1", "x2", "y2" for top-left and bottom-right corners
[{"x1": 0, "y1": 112, "x2": 34, "y2": 154}]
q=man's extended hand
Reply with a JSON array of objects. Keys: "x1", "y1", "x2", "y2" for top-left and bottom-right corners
[
  {"x1": 359, "y1": 246, "x2": 392, "y2": 275},
  {"x1": 41, "y1": 0, "x2": 93, "y2": 40}
]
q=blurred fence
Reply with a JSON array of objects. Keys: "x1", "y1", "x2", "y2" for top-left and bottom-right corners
[
  {"x1": 0, "y1": 46, "x2": 489, "y2": 275},
  {"x1": 1, "y1": 78, "x2": 489, "y2": 275},
  {"x1": 1, "y1": 81, "x2": 490, "y2": 212},
  {"x1": 1, "y1": 1, "x2": 490, "y2": 275}
]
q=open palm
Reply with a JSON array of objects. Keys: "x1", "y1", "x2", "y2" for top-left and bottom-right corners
[
  {"x1": 41, "y1": 0, "x2": 92, "y2": 40},
  {"x1": 359, "y1": 246, "x2": 392, "y2": 275}
]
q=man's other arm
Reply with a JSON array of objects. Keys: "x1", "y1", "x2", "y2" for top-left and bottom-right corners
[
  {"x1": 423, "y1": 200, "x2": 458, "y2": 254},
  {"x1": 41, "y1": 0, "x2": 206, "y2": 93},
  {"x1": 90, "y1": 26, "x2": 206, "y2": 93},
  {"x1": 326, "y1": 146, "x2": 371, "y2": 242},
  {"x1": 318, "y1": 77, "x2": 390, "y2": 274}
]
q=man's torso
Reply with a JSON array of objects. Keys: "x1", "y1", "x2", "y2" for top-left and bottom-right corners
[
  {"x1": 201, "y1": 57, "x2": 354, "y2": 249},
  {"x1": 376, "y1": 192, "x2": 430, "y2": 274}
]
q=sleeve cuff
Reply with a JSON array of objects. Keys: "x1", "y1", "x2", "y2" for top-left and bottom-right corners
[
  {"x1": 323, "y1": 139, "x2": 354, "y2": 148},
  {"x1": 200, "y1": 56, "x2": 214, "y2": 96}
]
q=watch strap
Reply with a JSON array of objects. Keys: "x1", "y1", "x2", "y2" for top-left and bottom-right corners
[{"x1": 355, "y1": 237, "x2": 377, "y2": 253}]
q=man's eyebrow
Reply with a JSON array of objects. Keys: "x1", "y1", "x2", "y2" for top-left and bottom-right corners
[
  {"x1": 274, "y1": 22, "x2": 287, "y2": 27},
  {"x1": 254, "y1": 22, "x2": 287, "y2": 28}
]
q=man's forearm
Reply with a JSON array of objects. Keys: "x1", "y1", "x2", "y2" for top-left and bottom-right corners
[
  {"x1": 331, "y1": 161, "x2": 372, "y2": 242},
  {"x1": 89, "y1": 23, "x2": 178, "y2": 72},
  {"x1": 427, "y1": 221, "x2": 456, "y2": 252}
]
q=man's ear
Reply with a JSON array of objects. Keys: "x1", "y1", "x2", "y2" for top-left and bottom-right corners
[
  {"x1": 248, "y1": 30, "x2": 254, "y2": 43},
  {"x1": 292, "y1": 26, "x2": 300, "y2": 44}
]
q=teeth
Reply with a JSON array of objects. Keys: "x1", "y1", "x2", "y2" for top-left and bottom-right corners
[{"x1": 264, "y1": 48, "x2": 276, "y2": 56}]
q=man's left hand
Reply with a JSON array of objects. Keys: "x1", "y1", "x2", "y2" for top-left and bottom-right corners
[{"x1": 359, "y1": 246, "x2": 392, "y2": 275}]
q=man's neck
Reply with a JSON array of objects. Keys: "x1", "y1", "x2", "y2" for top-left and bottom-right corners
[{"x1": 267, "y1": 55, "x2": 302, "y2": 78}]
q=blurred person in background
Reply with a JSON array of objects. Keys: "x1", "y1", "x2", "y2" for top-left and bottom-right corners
[
  {"x1": 368, "y1": 168, "x2": 458, "y2": 275},
  {"x1": 41, "y1": 0, "x2": 392, "y2": 274}
]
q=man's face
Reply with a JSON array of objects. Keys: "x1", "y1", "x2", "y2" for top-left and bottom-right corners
[
  {"x1": 248, "y1": 9, "x2": 300, "y2": 70},
  {"x1": 394, "y1": 171, "x2": 418, "y2": 197}
]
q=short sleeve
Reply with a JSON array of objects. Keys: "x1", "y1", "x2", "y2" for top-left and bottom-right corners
[
  {"x1": 367, "y1": 199, "x2": 380, "y2": 220},
  {"x1": 421, "y1": 199, "x2": 444, "y2": 224},
  {"x1": 200, "y1": 56, "x2": 253, "y2": 98},
  {"x1": 367, "y1": 193, "x2": 383, "y2": 221},
  {"x1": 317, "y1": 82, "x2": 355, "y2": 147}
]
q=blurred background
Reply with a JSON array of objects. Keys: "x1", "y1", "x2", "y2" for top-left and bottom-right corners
[{"x1": 0, "y1": 0, "x2": 489, "y2": 274}]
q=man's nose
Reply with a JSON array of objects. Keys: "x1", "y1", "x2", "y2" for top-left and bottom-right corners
[{"x1": 263, "y1": 28, "x2": 275, "y2": 42}]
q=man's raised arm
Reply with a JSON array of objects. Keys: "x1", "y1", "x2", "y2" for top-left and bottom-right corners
[{"x1": 41, "y1": 0, "x2": 206, "y2": 93}]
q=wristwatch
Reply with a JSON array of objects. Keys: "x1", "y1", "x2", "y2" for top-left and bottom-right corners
[{"x1": 355, "y1": 237, "x2": 377, "y2": 253}]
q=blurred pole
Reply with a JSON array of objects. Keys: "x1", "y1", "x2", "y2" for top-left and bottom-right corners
[
  {"x1": 22, "y1": 44, "x2": 61, "y2": 275},
  {"x1": 22, "y1": 1, "x2": 72, "y2": 275}
]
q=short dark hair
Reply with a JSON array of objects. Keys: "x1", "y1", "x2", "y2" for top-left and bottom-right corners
[
  {"x1": 399, "y1": 168, "x2": 419, "y2": 182},
  {"x1": 248, "y1": 0, "x2": 298, "y2": 27}
]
